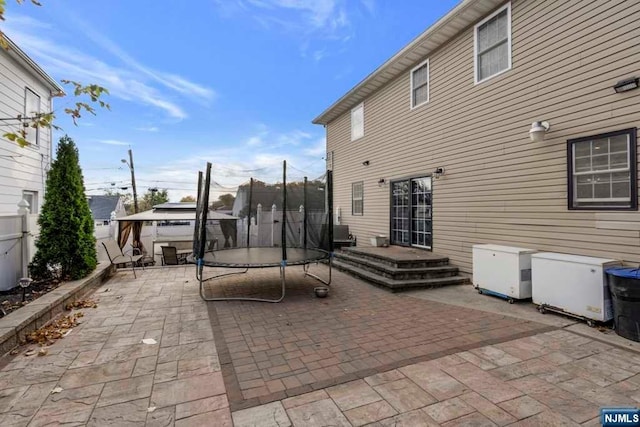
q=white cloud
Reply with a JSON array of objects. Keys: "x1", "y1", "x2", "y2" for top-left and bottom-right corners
[
  {"x1": 304, "y1": 137, "x2": 326, "y2": 156},
  {"x1": 1, "y1": 15, "x2": 214, "y2": 120},
  {"x1": 216, "y1": 0, "x2": 370, "y2": 60},
  {"x1": 97, "y1": 139, "x2": 131, "y2": 146},
  {"x1": 135, "y1": 126, "x2": 159, "y2": 132}
]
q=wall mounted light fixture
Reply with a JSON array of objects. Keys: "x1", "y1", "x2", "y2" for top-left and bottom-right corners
[
  {"x1": 529, "y1": 121, "x2": 550, "y2": 142},
  {"x1": 614, "y1": 77, "x2": 639, "y2": 93},
  {"x1": 362, "y1": 160, "x2": 370, "y2": 166},
  {"x1": 433, "y1": 167, "x2": 445, "y2": 179},
  {"x1": 378, "y1": 178, "x2": 386, "y2": 186}
]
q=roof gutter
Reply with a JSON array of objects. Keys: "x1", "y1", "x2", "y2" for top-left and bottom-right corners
[{"x1": 312, "y1": 0, "x2": 499, "y2": 125}]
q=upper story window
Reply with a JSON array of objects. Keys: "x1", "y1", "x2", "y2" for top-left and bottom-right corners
[
  {"x1": 351, "y1": 103, "x2": 364, "y2": 141},
  {"x1": 24, "y1": 88, "x2": 40, "y2": 145},
  {"x1": 568, "y1": 128, "x2": 637, "y2": 210},
  {"x1": 474, "y1": 3, "x2": 511, "y2": 84},
  {"x1": 352, "y1": 181, "x2": 364, "y2": 215},
  {"x1": 410, "y1": 59, "x2": 429, "y2": 109}
]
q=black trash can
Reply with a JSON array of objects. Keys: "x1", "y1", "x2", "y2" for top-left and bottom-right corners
[{"x1": 606, "y1": 267, "x2": 640, "y2": 342}]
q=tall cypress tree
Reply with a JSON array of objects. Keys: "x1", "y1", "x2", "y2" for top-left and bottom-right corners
[{"x1": 30, "y1": 136, "x2": 97, "y2": 280}]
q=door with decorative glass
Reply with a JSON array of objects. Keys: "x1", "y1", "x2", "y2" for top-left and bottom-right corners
[{"x1": 390, "y1": 177, "x2": 432, "y2": 249}]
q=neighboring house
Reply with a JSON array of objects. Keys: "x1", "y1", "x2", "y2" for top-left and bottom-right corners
[
  {"x1": 313, "y1": 0, "x2": 640, "y2": 273},
  {"x1": 0, "y1": 34, "x2": 63, "y2": 215},
  {"x1": 87, "y1": 195, "x2": 126, "y2": 226}
]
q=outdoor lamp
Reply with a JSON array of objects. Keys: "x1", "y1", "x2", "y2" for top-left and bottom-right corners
[
  {"x1": 613, "y1": 77, "x2": 639, "y2": 93},
  {"x1": 529, "y1": 121, "x2": 550, "y2": 142},
  {"x1": 18, "y1": 277, "x2": 32, "y2": 302}
]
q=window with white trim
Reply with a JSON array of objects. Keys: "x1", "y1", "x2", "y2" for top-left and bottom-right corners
[
  {"x1": 24, "y1": 88, "x2": 40, "y2": 145},
  {"x1": 351, "y1": 103, "x2": 364, "y2": 141},
  {"x1": 474, "y1": 3, "x2": 511, "y2": 84},
  {"x1": 411, "y1": 59, "x2": 429, "y2": 108},
  {"x1": 352, "y1": 181, "x2": 363, "y2": 215},
  {"x1": 568, "y1": 128, "x2": 637, "y2": 210}
]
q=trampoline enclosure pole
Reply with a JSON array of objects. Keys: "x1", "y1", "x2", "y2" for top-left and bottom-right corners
[
  {"x1": 303, "y1": 176, "x2": 308, "y2": 249},
  {"x1": 327, "y1": 170, "x2": 334, "y2": 253},
  {"x1": 247, "y1": 178, "x2": 253, "y2": 247},
  {"x1": 199, "y1": 163, "x2": 212, "y2": 259},
  {"x1": 193, "y1": 171, "x2": 203, "y2": 257},
  {"x1": 282, "y1": 160, "x2": 287, "y2": 262}
]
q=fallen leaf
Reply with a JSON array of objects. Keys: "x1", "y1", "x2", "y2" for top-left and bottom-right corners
[
  {"x1": 37, "y1": 348, "x2": 48, "y2": 356},
  {"x1": 51, "y1": 387, "x2": 63, "y2": 394},
  {"x1": 103, "y1": 288, "x2": 111, "y2": 293},
  {"x1": 24, "y1": 349, "x2": 36, "y2": 356},
  {"x1": 9, "y1": 349, "x2": 19, "y2": 355},
  {"x1": 141, "y1": 338, "x2": 157, "y2": 345},
  {"x1": 65, "y1": 299, "x2": 98, "y2": 310},
  {"x1": 147, "y1": 407, "x2": 156, "y2": 413}
]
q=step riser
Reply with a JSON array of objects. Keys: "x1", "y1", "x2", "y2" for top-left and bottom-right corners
[
  {"x1": 338, "y1": 252, "x2": 448, "y2": 269},
  {"x1": 333, "y1": 261, "x2": 469, "y2": 292},
  {"x1": 335, "y1": 257, "x2": 458, "y2": 280}
]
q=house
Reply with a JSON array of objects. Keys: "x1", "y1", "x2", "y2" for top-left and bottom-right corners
[
  {"x1": 0, "y1": 34, "x2": 63, "y2": 215},
  {"x1": 313, "y1": 0, "x2": 640, "y2": 273},
  {"x1": 87, "y1": 195, "x2": 126, "y2": 227}
]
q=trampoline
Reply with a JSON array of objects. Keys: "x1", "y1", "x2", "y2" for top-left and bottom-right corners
[{"x1": 192, "y1": 161, "x2": 334, "y2": 303}]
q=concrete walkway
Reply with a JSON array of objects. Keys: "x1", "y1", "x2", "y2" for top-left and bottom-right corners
[{"x1": 0, "y1": 266, "x2": 637, "y2": 426}]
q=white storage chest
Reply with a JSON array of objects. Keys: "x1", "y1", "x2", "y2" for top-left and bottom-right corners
[
  {"x1": 531, "y1": 253, "x2": 621, "y2": 323},
  {"x1": 472, "y1": 244, "x2": 538, "y2": 301}
]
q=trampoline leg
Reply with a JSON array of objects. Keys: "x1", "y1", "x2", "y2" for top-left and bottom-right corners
[
  {"x1": 303, "y1": 256, "x2": 332, "y2": 286},
  {"x1": 197, "y1": 266, "x2": 284, "y2": 303}
]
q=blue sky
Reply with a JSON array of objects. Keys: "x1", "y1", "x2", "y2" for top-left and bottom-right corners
[{"x1": 3, "y1": 0, "x2": 459, "y2": 201}]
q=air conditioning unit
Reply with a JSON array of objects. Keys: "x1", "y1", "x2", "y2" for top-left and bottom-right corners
[
  {"x1": 472, "y1": 244, "x2": 537, "y2": 303},
  {"x1": 532, "y1": 253, "x2": 621, "y2": 325}
]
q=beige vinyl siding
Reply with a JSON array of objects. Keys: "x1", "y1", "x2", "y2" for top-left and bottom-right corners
[
  {"x1": 326, "y1": 0, "x2": 640, "y2": 273},
  {"x1": 0, "y1": 48, "x2": 53, "y2": 214}
]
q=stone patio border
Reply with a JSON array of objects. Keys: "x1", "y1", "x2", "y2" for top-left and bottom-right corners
[
  {"x1": 0, "y1": 262, "x2": 113, "y2": 355},
  {"x1": 207, "y1": 301, "x2": 558, "y2": 412}
]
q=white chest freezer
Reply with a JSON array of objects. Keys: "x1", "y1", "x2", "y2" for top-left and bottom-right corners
[
  {"x1": 531, "y1": 252, "x2": 621, "y2": 323},
  {"x1": 473, "y1": 244, "x2": 538, "y2": 301}
]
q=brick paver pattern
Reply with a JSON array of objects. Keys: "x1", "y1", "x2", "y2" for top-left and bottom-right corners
[
  {"x1": 204, "y1": 267, "x2": 554, "y2": 411},
  {"x1": 232, "y1": 329, "x2": 640, "y2": 426}
]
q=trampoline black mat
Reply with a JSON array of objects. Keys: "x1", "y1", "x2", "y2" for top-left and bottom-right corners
[{"x1": 198, "y1": 247, "x2": 329, "y2": 268}]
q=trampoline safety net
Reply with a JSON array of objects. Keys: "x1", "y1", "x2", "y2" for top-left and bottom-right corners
[{"x1": 193, "y1": 161, "x2": 334, "y2": 264}]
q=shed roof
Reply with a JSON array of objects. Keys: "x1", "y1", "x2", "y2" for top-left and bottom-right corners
[
  {"x1": 116, "y1": 209, "x2": 237, "y2": 222},
  {"x1": 312, "y1": 0, "x2": 503, "y2": 125}
]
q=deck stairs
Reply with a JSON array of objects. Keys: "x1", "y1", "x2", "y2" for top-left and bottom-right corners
[{"x1": 333, "y1": 246, "x2": 469, "y2": 292}]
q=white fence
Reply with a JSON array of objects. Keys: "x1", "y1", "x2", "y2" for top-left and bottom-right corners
[{"x1": 0, "y1": 213, "x2": 38, "y2": 291}]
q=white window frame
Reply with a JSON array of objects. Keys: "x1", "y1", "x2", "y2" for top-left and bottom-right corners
[
  {"x1": 568, "y1": 129, "x2": 637, "y2": 210},
  {"x1": 474, "y1": 2, "x2": 512, "y2": 85},
  {"x1": 351, "y1": 103, "x2": 364, "y2": 141},
  {"x1": 24, "y1": 88, "x2": 41, "y2": 146},
  {"x1": 352, "y1": 181, "x2": 364, "y2": 216},
  {"x1": 410, "y1": 59, "x2": 430, "y2": 110}
]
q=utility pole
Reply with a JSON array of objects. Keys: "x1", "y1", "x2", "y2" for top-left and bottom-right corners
[{"x1": 121, "y1": 149, "x2": 139, "y2": 213}]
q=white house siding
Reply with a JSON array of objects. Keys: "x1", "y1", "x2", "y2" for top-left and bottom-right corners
[
  {"x1": 0, "y1": 47, "x2": 55, "y2": 215},
  {"x1": 324, "y1": 0, "x2": 640, "y2": 273}
]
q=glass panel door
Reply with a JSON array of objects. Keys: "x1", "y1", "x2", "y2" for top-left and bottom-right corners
[
  {"x1": 391, "y1": 180, "x2": 410, "y2": 245},
  {"x1": 411, "y1": 177, "x2": 432, "y2": 248},
  {"x1": 390, "y1": 177, "x2": 432, "y2": 248}
]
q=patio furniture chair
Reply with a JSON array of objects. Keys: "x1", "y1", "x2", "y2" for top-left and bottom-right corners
[
  {"x1": 161, "y1": 245, "x2": 186, "y2": 266},
  {"x1": 102, "y1": 240, "x2": 144, "y2": 278},
  {"x1": 334, "y1": 225, "x2": 356, "y2": 249}
]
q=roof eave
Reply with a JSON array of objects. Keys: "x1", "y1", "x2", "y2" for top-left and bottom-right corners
[
  {"x1": 3, "y1": 33, "x2": 64, "y2": 94},
  {"x1": 312, "y1": 0, "x2": 504, "y2": 126}
]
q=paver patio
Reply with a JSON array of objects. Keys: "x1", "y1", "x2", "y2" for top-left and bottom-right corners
[{"x1": 0, "y1": 265, "x2": 637, "y2": 426}]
